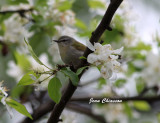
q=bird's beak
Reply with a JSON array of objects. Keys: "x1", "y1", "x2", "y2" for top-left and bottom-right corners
[{"x1": 53, "y1": 40, "x2": 58, "y2": 42}]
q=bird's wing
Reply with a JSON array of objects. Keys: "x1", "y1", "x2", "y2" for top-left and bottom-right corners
[{"x1": 71, "y1": 41, "x2": 86, "y2": 52}]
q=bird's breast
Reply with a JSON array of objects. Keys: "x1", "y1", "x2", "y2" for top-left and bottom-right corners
[{"x1": 59, "y1": 46, "x2": 84, "y2": 68}]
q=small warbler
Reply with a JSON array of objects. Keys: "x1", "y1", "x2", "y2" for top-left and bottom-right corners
[{"x1": 53, "y1": 36, "x2": 86, "y2": 68}]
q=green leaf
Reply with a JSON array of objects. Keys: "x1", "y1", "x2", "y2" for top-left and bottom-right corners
[
  {"x1": 11, "y1": 86, "x2": 26, "y2": 98},
  {"x1": 18, "y1": 71, "x2": 37, "y2": 86},
  {"x1": 78, "y1": 31, "x2": 92, "y2": 37},
  {"x1": 58, "y1": 1, "x2": 72, "y2": 11},
  {"x1": 48, "y1": 77, "x2": 62, "y2": 104},
  {"x1": 75, "y1": 19, "x2": 87, "y2": 30},
  {"x1": 0, "y1": 13, "x2": 12, "y2": 23},
  {"x1": 72, "y1": 0, "x2": 91, "y2": 24},
  {"x1": 114, "y1": 15, "x2": 125, "y2": 31},
  {"x1": 126, "y1": 62, "x2": 136, "y2": 76},
  {"x1": 7, "y1": 0, "x2": 28, "y2": 5},
  {"x1": 24, "y1": 38, "x2": 44, "y2": 66},
  {"x1": 114, "y1": 79, "x2": 127, "y2": 88},
  {"x1": 132, "y1": 42, "x2": 152, "y2": 51},
  {"x1": 98, "y1": 78, "x2": 106, "y2": 88},
  {"x1": 79, "y1": 56, "x2": 87, "y2": 60},
  {"x1": 88, "y1": 0, "x2": 106, "y2": 9},
  {"x1": 76, "y1": 66, "x2": 88, "y2": 75},
  {"x1": 134, "y1": 101, "x2": 150, "y2": 111},
  {"x1": 123, "y1": 103, "x2": 132, "y2": 118},
  {"x1": 11, "y1": 86, "x2": 32, "y2": 98},
  {"x1": 34, "y1": 0, "x2": 48, "y2": 7},
  {"x1": 28, "y1": 32, "x2": 51, "y2": 56},
  {"x1": 0, "y1": 95, "x2": 3, "y2": 100},
  {"x1": 61, "y1": 69, "x2": 79, "y2": 86},
  {"x1": 103, "y1": 29, "x2": 123, "y2": 43},
  {"x1": 136, "y1": 78, "x2": 145, "y2": 94},
  {"x1": 56, "y1": 71, "x2": 69, "y2": 84},
  {"x1": 7, "y1": 99, "x2": 32, "y2": 119},
  {"x1": 14, "y1": 52, "x2": 31, "y2": 71},
  {"x1": 0, "y1": 23, "x2": 5, "y2": 35}
]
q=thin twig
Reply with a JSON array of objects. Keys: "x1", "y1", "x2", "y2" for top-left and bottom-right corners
[
  {"x1": 0, "y1": 8, "x2": 35, "y2": 22},
  {"x1": 139, "y1": 86, "x2": 158, "y2": 96},
  {"x1": 0, "y1": 8, "x2": 33, "y2": 14}
]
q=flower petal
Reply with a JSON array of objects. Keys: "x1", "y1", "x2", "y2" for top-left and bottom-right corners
[
  {"x1": 87, "y1": 54, "x2": 98, "y2": 64},
  {"x1": 86, "y1": 41, "x2": 95, "y2": 51},
  {"x1": 1, "y1": 96, "x2": 7, "y2": 105},
  {"x1": 112, "y1": 47, "x2": 124, "y2": 54}
]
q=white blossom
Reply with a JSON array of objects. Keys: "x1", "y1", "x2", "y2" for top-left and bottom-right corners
[
  {"x1": 7, "y1": 61, "x2": 25, "y2": 82},
  {"x1": 29, "y1": 53, "x2": 54, "y2": 90},
  {"x1": 54, "y1": 10, "x2": 76, "y2": 36},
  {"x1": 61, "y1": 109, "x2": 88, "y2": 123},
  {"x1": 3, "y1": 14, "x2": 32, "y2": 44},
  {"x1": 92, "y1": 104, "x2": 128, "y2": 123},
  {"x1": 28, "y1": 54, "x2": 53, "y2": 91},
  {"x1": 7, "y1": 53, "x2": 52, "y2": 87},
  {"x1": 30, "y1": 74, "x2": 52, "y2": 91},
  {"x1": 61, "y1": 109, "x2": 78, "y2": 123},
  {"x1": 43, "y1": 1, "x2": 77, "y2": 37},
  {"x1": 0, "y1": 81, "x2": 8, "y2": 105},
  {"x1": 87, "y1": 42, "x2": 123, "y2": 79},
  {"x1": 142, "y1": 52, "x2": 160, "y2": 87},
  {"x1": 29, "y1": 53, "x2": 52, "y2": 73},
  {"x1": 0, "y1": 81, "x2": 13, "y2": 118}
]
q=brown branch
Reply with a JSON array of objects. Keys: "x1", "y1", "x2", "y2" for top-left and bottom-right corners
[
  {"x1": 0, "y1": 8, "x2": 34, "y2": 22},
  {"x1": 21, "y1": 100, "x2": 55, "y2": 123},
  {"x1": 47, "y1": 0, "x2": 123, "y2": 123},
  {"x1": 139, "y1": 86, "x2": 158, "y2": 96},
  {"x1": 67, "y1": 102, "x2": 106, "y2": 123},
  {"x1": 0, "y1": 8, "x2": 33, "y2": 14},
  {"x1": 83, "y1": 0, "x2": 123, "y2": 58}
]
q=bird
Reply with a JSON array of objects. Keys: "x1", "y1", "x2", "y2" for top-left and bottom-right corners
[{"x1": 53, "y1": 36, "x2": 86, "y2": 69}]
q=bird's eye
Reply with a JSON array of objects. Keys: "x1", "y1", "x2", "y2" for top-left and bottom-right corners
[
  {"x1": 62, "y1": 39, "x2": 67, "y2": 42},
  {"x1": 59, "y1": 38, "x2": 68, "y2": 42}
]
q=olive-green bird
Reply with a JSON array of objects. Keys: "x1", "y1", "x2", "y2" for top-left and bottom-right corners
[{"x1": 53, "y1": 36, "x2": 86, "y2": 68}]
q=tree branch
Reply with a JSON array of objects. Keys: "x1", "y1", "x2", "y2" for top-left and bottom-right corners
[
  {"x1": 83, "y1": 0, "x2": 123, "y2": 58},
  {"x1": 0, "y1": 8, "x2": 33, "y2": 14},
  {"x1": 47, "y1": 0, "x2": 123, "y2": 123},
  {"x1": 139, "y1": 86, "x2": 158, "y2": 96},
  {"x1": 21, "y1": 100, "x2": 55, "y2": 123},
  {"x1": 0, "y1": 8, "x2": 34, "y2": 22}
]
